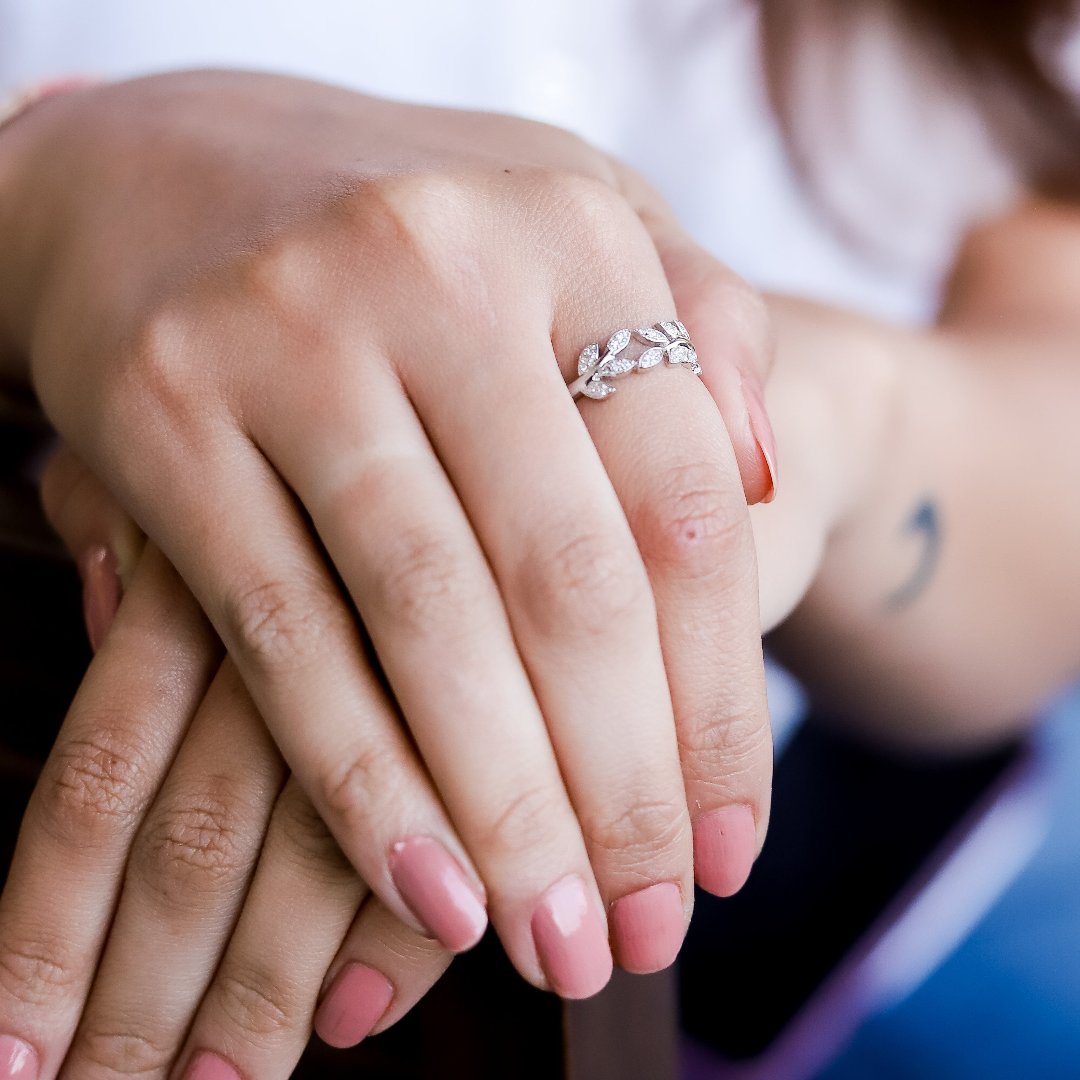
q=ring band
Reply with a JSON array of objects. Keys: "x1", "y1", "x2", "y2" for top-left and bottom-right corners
[{"x1": 566, "y1": 321, "x2": 701, "y2": 401}]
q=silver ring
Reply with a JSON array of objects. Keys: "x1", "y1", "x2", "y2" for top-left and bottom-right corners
[{"x1": 566, "y1": 321, "x2": 701, "y2": 401}]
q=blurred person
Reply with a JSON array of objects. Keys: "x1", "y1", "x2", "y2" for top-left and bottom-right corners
[{"x1": 0, "y1": 1, "x2": 1078, "y2": 1078}]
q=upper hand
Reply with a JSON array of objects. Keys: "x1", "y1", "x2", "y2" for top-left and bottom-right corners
[{"x1": 1, "y1": 70, "x2": 775, "y2": 997}]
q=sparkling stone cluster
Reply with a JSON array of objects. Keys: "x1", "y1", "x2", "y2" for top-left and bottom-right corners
[{"x1": 577, "y1": 321, "x2": 700, "y2": 399}]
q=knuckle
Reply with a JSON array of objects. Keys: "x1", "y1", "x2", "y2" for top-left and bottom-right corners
[
  {"x1": 475, "y1": 785, "x2": 566, "y2": 862},
  {"x1": 634, "y1": 462, "x2": 749, "y2": 581},
  {"x1": 369, "y1": 527, "x2": 486, "y2": 638},
  {"x1": 133, "y1": 783, "x2": 255, "y2": 910},
  {"x1": 113, "y1": 301, "x2": 198, "y2": 422},
  {"x1": 233, "y1": 235, "x2": 322, "y2": 318},
  {"x1": 225, "y1": 574, "x2": 339, "y2": 673},
  {"x1": 215, "y1": 965, "x2": 297, "y2": 1040},
  {"x1": 539, "y1": 170, "x2": 622, "y2": 227},
  {"x1": 0, "y1": 924, "x2": 78, "y2": 1005},
  {"x1": 35, "y1": 731, "x2": 147, "y2": 849},
  {"x1": 534, "y1": 170, "x2": 652, "y2": 264},
  {"x1": 679, "y1": 703, "x2": 772, "y2": 785},
  {"x1": 515, "y1": 521, "x2": 649, "y2": 638},
  {"x1": 582, "y1": 795, "x2": 689, "y2": 863},
  {"x1": 329, "y1": 173, "x2": 465, "y2": 271},
  {"x1": 270, "y1": 786, "x2": 353, "y2": 884},
  {"x1": 75, "y1": 1025, "x2": 173, "y2": 1078},
  {"x1": 321, "y1": 744, "x2": 403, "y2": 834}
]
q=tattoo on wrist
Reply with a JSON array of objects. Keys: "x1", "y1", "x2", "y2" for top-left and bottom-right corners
[{"x1": 885, "y1": 497, "x2": 941, "y2": 612}]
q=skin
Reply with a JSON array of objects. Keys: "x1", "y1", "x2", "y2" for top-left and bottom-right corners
[
  {"x1": 763, "y1": 199, "x2": 1080, "y2": 750},
  {"x1": 21, "y1": 195, "x2": 1080, "y2": 1079},
  {"x1": 2, "y1": 73, "x2": 1079, "y2": 1078},
  {"x1": 0, "y1": 71, "x2": 778, "y2": 1078}
]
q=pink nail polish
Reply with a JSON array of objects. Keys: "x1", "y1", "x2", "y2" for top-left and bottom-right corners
[
  {"x1": 610, "y1": 882, "x2": 686, "y2": 974},
  {"x1": 693, "y1": 805, "x2": 758, "y2": 897},
  {"x1": 183, "y1": 1051, "x2": 242, "y2": 1080},
  {"x1": 389, "y1": 837, "x2": 487, "y2": 952},
  {"x1": 78, "y1": 545, "x2": 121, "y2": 652},
  {"x1": 315, "y1": 962, "x2": 394, "y2": 1048},
  {"x1": 0, "y1": 1036, "x2": 37, "y2": 1080},
  {"x1": 741, "y1": 376, "x2": 778, "y2": 504},
  {"x1": 531, "y1": 875, "x2": 613, "y2": 999}
]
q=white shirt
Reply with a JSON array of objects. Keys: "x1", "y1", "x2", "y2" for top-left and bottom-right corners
[{"x1": 0, "y1": 0, "x2": 1016, "y2": 326}]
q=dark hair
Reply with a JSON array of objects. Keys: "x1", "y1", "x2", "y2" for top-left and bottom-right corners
[{"x1": 761, "y1": 0, "x2": 1080, "y2": 206}]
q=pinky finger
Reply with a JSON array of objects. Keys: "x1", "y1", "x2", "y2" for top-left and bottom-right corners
[{"x1": 313, "y1": 898, "x2": 453, "y2": 1050}]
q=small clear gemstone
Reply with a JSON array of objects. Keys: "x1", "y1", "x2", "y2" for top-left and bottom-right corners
[
  {"x1": 660, "y1": 321, "x2": 681, "y2": 339},
  {"x1": 638, "y1": 347, "x2": 664, "y2": 369},
  {"x1": 582, "y1": 376, "x2": 615, "y2": 399},
  {"x1": 636, "y1": 327, "x2": 669, "y2": 344},
  {"x1": 606, "y1": 328, "x2": 632, "y2": 354},
  {"x1": 674, "y1": 320, "x2": 689, "y2": 339},
  {"x1": 578, "y1": 343, "x2": 600, "y2": 376},
  {"x1": 668, "y1": 344, "x2": 691, "y2": 365},
  {"x1": 598, "y1": 354, "x2": 635, "y2": 378}
]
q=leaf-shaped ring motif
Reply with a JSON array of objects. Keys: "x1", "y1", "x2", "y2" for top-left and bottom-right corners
[{"x1": 568, "y1": 319, "x2": 699, "y2": 400}]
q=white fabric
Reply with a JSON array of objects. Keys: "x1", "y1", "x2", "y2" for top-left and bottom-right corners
[{"x1": 0, "y1": 0, "x2": 1015, "y2": 325}]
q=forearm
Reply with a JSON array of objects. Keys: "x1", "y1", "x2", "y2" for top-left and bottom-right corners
[{"x1": 759, "y1": 267, "x2": 1080, "y2": 749}]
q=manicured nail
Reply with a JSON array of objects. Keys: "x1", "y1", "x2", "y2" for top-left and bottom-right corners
[
  {"x1": 610, "y1": 882, "x2": 686, "y2": 974},
  {"x1": 78, "y1": 545, "x2": 121, "y2": 652},
  {"x1": 531, "y1": 875, "x2": 613, "y2": 999},
  {"x1": 741, "y1": 376, "x2": 778, "y2": 504},
  {"x1": 693, "y1": 805, "x2": 758, "y2": 897},
  {"x1": 0, "y1": 1036, "x2": 37, "y2": 1080},
  {"x1": 315, "y1": 962, "x2": 394, "y2": 1048},
  {"x1": 183, "y1": 1051, "x2": 242, "y2": 1080},
  {"x1": 389, "y1": 837, "x2": 487, "y2": 952}
]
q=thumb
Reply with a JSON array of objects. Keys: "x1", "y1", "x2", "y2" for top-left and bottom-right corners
[
  {"x1": 614, "y1": 161, "x2": 778, "y2": 505},
  {"x1": 40, "y1": 443, "x2": 147, "y2": 649}
]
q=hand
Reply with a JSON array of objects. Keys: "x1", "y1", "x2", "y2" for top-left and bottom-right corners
[
  {"x1": 0, "y1": 70, "x2": 775, "y2": 997},
  {"x1": 0, "y1": 448, "x2": 452, "y2": 1080}
]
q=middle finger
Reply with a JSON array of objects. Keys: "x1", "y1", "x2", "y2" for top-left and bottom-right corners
[{"x1": 59, "y1": 660, "x2": 285, "y2": 1079}]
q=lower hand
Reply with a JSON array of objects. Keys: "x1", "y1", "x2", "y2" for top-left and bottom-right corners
[{"x1": 0, "y1": 449, "x2": 452, "y2": 1080}]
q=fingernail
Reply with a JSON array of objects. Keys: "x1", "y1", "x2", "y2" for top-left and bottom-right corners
[
  {"x1": 0, "y1": 1036, "x2": 37, "y2": 1080},
  {"x1": 315, "y1": 962, "x2": 394, "y2": 1048},
  {"x1": 531, "y1": 875, "x2": 612, "y2": 999},
  {"x1": 610, "y1": 882, "x2": 686, "y2": 974},
  {"x1": 693, "y1": 805, "x2": 758, "y2": 897},
  {"x1": 78, "y1": 545, "x2": 121, "y2": 652},
  {"x1": 183, "y1": 1051, "x2": 242, "y2": 1080},
  {"x1": 741, "y1": 376, "x2": 778, "y2": 504},
  {"x1": 389, "y1": 837, "x2": 487, "y2": 952}
]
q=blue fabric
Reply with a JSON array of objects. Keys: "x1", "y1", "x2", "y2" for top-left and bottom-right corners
[{"x1": 819, "y1": 685, "x2": 1080, "y2": 1080}]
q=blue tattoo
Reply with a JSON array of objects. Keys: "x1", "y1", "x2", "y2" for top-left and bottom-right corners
[{"x1": 886, "y1": 498, "x2": 941, "y2": 612}]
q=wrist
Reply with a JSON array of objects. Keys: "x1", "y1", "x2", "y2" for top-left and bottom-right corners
[
  {"x1": 752, "y1": 296, "x2": 901, "y2": 631},
  {"x1": 0, "y1": 78, "x2": 97, "y2": 381}
]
